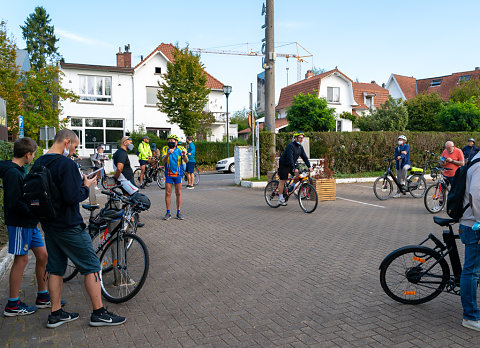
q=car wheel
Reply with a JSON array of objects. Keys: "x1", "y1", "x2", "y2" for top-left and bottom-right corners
[{"x1": 229, "y1": 163, "x2": 235, "y2": 173}]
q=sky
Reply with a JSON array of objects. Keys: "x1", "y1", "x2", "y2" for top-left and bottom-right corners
[{"x1": 2, "y1": 0, "x2": 480, "y2": 113}]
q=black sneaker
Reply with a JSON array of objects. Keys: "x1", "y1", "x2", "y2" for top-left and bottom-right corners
[
  {"x1": 163, "y1": 212, "x2": 171, "y2": 220},
  {"x1": 137, "y1": 222, "x2": 145, "y2": 228},
  {"x1": 90, "y1": 309, "x2": 126, "y2": 327},
  {"x1": 176, "y1": 212, "x2": 184, "y2": 220},
  {"x1": 36, "y1": 293, "x2": 66, "y2": 309},
  {"x1": 46, "y1": 309, "x2": 79, "y2": 328}
]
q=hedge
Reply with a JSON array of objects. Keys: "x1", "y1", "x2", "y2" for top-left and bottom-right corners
[
  {"x1": 274, "y1": 131, "x2": 480, "y2": 174},
  {"x1": 0, "y1": 141, "x2": 13, "y2": 242},
  {"x1": 259, "y1": 131, "x2": 275, "y2": 174}
]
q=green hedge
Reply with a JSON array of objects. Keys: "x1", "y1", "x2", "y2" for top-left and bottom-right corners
[
  {"x1": 0, "y1": 141, "x2": 13, "y2": 243},
  {"x1": 275, "y1": 131, "x2": 480, "y2": 174},
  {"x1": 259, "y1": 131, "x2": 275, "y2": 174}
]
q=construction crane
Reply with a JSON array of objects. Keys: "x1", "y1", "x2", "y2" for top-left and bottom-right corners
[{"x1": 191, "y1": 42, "x2": 313, "y2": 83}]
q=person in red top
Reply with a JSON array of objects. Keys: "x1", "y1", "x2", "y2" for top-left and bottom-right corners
[{"x1": 441, "y1": 140, "x2": 465, "y2": 186}]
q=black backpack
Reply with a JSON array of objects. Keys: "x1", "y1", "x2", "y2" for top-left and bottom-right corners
[
  {"x1": 446, "y1": 157, "x2": 480, "y2": 220},
  {"x1": 23, "y1": 154, "x2": 63, "y2": 220}
]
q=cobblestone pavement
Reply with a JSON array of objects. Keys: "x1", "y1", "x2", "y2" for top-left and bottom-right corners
[{"x1": 1, "y1": 175, "x2": 480, "y2": 347}]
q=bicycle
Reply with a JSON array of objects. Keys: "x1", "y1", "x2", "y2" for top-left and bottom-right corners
[
  {"x1": 63, "y1": 187, "x2": 150, "y2": 303},
  {"x1": 183, "y1": 164, "x2": 200, "y2": 187},
  {"x1": 424, "y1": 167, "x2": 452, "y2": 214},
  {"x1": 265, "y1": 171, "x2": 318, "y2": 213},
  {"x1": 373, "y1": 158, "x2": 427, "y2": 200},
  {"x1": 379, "y1": 216, "x2": 462, "y2": 304},
  {"x1": 134, "y1": 157, "x2": 164, "y2": 189}
]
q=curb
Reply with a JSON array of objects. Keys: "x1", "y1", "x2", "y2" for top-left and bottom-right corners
[{"x1": 0, "y1": 245, "x2": 13, "y2": 280}]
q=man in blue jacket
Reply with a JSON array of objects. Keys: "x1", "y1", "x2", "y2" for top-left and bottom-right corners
[
  {"x1": 393, "y1": 135, "x2": 410, "y2": 198},
  {"x1": 462, "y1": 138, "x2": 479, "y2": 164}
]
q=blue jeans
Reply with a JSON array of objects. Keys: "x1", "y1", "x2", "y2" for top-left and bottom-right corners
[{"x1": 459, "y1": 224, "x2": 480, "y2": 320}]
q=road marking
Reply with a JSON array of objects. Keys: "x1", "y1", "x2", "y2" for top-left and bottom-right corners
[
  {"x1": 350, "y1": 185, "x2": 372, "y2": 189},
  {"x1": 336, "y1": 197, "x2": 385, "y2": 209}
]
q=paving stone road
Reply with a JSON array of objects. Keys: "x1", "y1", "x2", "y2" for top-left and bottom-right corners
[{"x1": 1, "y1": 174, "x2": 480, "y2": 347}]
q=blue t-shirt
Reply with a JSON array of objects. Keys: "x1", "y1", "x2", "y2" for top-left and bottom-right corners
[
  {"x1": 187, "y1": 142, "x2": 195, "y2": 163},
  {"x1": 162, "y1": 146, "x2": 186, "y2": 177}
]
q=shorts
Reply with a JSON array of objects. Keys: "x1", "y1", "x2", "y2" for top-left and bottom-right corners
[
  {"x1": 8, "y1": 226, "x2": 44, "y2": 255},
  {"x1": 278, "y1": 164, "x2": 292, "y2": 180},
  {"x1": 119, "y1": 179, "x2": 139, "y2": 195},
  {"x1": 165, "y1": 176, "x2": 182, "y2": 185},
  {"x1": 186, "y1": 162, "x2": 195, "y2": 173},
  {"x1": 43, "y1": 224, "x2": 100, "y2": 276},
  {"x1": 139, "y1": 159, "x2": 148, "y2": 166}
]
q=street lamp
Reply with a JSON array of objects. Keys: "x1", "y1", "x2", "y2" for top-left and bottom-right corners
[{"x1": 222, "y1": 85, "x2": 232, "y2": 157}]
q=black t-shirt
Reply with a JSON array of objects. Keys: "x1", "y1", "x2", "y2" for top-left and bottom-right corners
[{"x1": 113, "y1": 148, "x2": 134, "y2": 182}]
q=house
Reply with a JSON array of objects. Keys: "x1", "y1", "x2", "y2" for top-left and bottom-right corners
[
  {"x1": 273, "y1": 68, "x2": 389, "y2": 132},
  {"x1": 238, "y1": 118, "x2": 288, "y2": 140},
  {"x1": 386, "y1": 68, "x2": 480, "y2": 101},
  {"x1": 60, "y1": 43, "x2": 236, "y2": 156}
]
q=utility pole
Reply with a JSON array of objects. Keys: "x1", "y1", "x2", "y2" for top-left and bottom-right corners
[{"x1": 264, "y1": 0, "x2": 275, "y2": 141}]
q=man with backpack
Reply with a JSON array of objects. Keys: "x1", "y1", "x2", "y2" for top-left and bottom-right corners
[
  {"x1": 28, "y1": 129, "x2": 125, "y2": 328},
  {"x1": 137, "y1": 135, "x2": 153, "y2": 189}
]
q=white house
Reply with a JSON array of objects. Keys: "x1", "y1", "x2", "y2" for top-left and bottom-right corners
[{"x1": 59, "y1": 43, "x2": 237, "y2": 156}]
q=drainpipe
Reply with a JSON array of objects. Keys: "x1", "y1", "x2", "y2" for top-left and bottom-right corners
[{"x1": 131, "y1": 74, "x2": 135, "y2": 133}]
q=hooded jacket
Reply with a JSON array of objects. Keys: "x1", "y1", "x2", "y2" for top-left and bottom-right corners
[
  {"x1": 0, "y1": 160, "x2": 38, "y2": 228},
  {"x1": 279, "y1": 141, "x2": 311, "y2": 172}
]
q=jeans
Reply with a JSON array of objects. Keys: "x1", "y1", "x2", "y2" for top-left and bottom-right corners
[{"x1": 459, "y1": 224, "x2": 480, "y2": 321}]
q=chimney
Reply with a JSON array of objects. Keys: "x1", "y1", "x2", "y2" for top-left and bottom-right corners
[
  {"x1": 371, "y1": 80, "x2": 376, "y2": 84},
  {"x1": 116, "y1": 45, "x2": 132, "y2": 68},
  {"x1": 382, "y1": 83, "x2": 386, "y2": 88},
  {"x1": 305, "y1": 69, "x2": 314, "y2": 79}
]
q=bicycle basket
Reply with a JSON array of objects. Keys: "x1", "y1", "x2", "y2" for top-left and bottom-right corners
[{"x1": 130, "y1": 192, "x2": 151, "y2": 211}]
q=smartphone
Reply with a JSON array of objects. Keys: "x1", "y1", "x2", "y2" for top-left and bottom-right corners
[
  {"x1": 441, "y1": 156, "x2": 446, "y2": 162},
  {"x1": 87, "y1": 168, "x2": 102, "y2": 179}
]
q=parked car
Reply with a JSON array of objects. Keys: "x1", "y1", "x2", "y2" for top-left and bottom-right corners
[{"x1": 216, "y1": 157, "x2": 235, "y2": 173}]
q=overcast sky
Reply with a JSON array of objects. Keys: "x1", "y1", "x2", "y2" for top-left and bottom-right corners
[{"x1": 2, "y1": 0, "x2": 480, "y2": 112}]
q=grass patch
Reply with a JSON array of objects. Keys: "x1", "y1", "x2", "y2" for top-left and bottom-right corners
[
  {"x1": 333, "y1": 171, "x2": 383, "y2": 178},
  {"x1": 243, "y1": 176, "x2": 269, "y2": 182}
]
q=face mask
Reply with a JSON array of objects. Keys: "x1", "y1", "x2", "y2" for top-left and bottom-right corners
[
  {"x1": 296, "y1": 141, "x2": 302, "y2": 145},
  {"x1": 127, "y1": 144, "x2": 134, "y2": 151},
  {"x1": 398, "y1": 141, "x2": 403, "y2": 146},
  {"x1": 63, "y1": 143, "x2": 70, "y2": 157},
  {"x1": 168, "y1": 141, "x2": 176, "y2": 149}
]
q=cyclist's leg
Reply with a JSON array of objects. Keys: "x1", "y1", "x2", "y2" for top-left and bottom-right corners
[
  {"x1": 139, "y1": 160, "x2": 147, "y2": 186},
  {"x1": 277, "y1": 165, "x2": 290, "y2": 197}
]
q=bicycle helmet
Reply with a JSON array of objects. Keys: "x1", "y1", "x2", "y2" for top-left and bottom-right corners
[
  {"x1": 398, "y1": 135, "x2": 407, "y2": 141},
  {"x1": 293, "y1": 131, "x2": 304, "y2": 138},
  {"x1": 130, "y1": 192, "x2": 151, "y2": 211},
  {"x1": 151, "y1": 143, "x2": 157, "y2": 150},
  {"x1": 167, "y1": 134, "x2": 179, "y2": 141},
  {"x1": 468, "y1": 138, "x2": 475, "y2": 144}
]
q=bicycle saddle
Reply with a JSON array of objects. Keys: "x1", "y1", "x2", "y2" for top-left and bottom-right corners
[
  {"x1": 82, "y1": 204, "x2": 100, "y2": 211},
  {"x1": 433, "y1": 216, "x2": 457, "y2": 226}
]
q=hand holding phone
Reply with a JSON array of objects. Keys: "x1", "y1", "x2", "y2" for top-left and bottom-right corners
[{"x1": 87, "y1": 168, "x2": 102, "y2": 179}]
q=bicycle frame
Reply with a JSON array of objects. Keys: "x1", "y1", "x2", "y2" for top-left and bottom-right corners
[
  {"x1": 382, "y1": 160, "x2": 404, "y2": 190},
  {"x1": 283, "y1": 172, "x2": 311, "y2": 199}
]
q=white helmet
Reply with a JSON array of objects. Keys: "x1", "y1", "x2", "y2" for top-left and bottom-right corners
[{"x1": 398, "y1": 135, "x2": 407, "y2": 142}]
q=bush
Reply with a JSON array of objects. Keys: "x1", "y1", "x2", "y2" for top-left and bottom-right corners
[
  {"x1": 0, "y1": 141, "x2": 13, "y2": 244},
  {"x1": 259, "y1": 131, "x2": 275, "y2": 174}
]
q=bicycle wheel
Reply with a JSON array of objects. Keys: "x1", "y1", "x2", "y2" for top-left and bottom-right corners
[
  {"x1": 424, "y1": 184, "x2": 446, "y2": 214},
  {"x1": 408, "y1": 174, "x2": 427, "y2": 198},
  {"x1": 270, "y1": 170, "x2": 279, "y2": 182},
  {"x1": 379, "y1": 246, "x2": 450, "y2": 305},
  {"x1": 265, "y1": 180, "x2": 281, "y2": 208},
  {"x1": 193, "y1": 167, "x2": 200, "y2": 186},
  {"x1": 156, "y1": 168, "x2": 165, "y2": 189},
  {"x1": 298, "y1": 182, "x2": 318, "y2": 213},
  {"x1": 133, "y1": 168, "x2": 142, "y2": 187},
  {"x1": 63, "y1": 259, "x2": 79, "y2": 282},
  {"x1": 99, "y1": 233, "x2": 149, "y2": 303},
  {"x1": 373, "y1": 176, "x2": 393, "y2": 200},
  {"x1": 101, "y1": 175, "x2": 116, "y2": 189}
]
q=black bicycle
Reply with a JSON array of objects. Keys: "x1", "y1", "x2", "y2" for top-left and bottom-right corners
[
  {"x1": 379, "y1": 216, "x2": 462, "y2": 304},
  {"x1": 373, "y1": 158, "x2": 427, "y2": 200},
  {"x1": 424, "y1": 167, "x2": 452, "y2": 214},
  {"x1": 134, "y1": 158, "x2": 163, "y2": 189}
]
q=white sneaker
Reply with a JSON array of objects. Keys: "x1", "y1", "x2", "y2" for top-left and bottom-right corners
[
  {"x1": 94, "y1": 186, "x2": 100, "y2": 190},
  {"x1": 392, "y1": 192, "x2": 400, "y2": 198},
  {"x1": 278, "y1": 198, "x2": 287, "y2": 206},
  {"x1": 462, "y1": 319, "x2": 480, "y2": 331}
]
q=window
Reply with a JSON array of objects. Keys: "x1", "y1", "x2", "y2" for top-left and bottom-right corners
[
  {"x1": 146, "y1": 127, "x2": 170, "y2": 140},
  {"x1": 459, "y1": 75, "x2": 471, "y2": 83},
  {"x1": 365, "y1": 96, "x2": 374, "y2": 109},
  {"x1": 106, "y1": 119, "x2": 124, "y2": 128},
  {"x1": 336, "y1": 120, "x2": 342, "y2": 132},
  {"x1": 146, "y1": 86, "x2": 160, "y2": 105},
  {"x1": 70, "y1": 118, "x2": 82, "y2": 127},
  {"x1": 85, "y1": 118, "x2": 103, "y2": 127},
  {"x1": 155, "y1": 67, "x2": 162, "y2": 74},
  {"x1": 79, "y1": 75, "x2": 112, "y2": 102},
  {"x1": 327, "y1": 87, "x2": 340, "y2": 103},
  {"x1": 430, "y1": 79, "x2": 442, "y2": 87}
]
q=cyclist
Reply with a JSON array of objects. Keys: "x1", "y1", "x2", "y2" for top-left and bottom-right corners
[
  {"x1": 462, "y1": 138, "x2": 479, "y2": 164},
  {"x1": 161, "y1": 134, "x2": 188, "y2": 220},
  {"x1": 150, "y1": 143, "x2": 161, "y2": 158},
  {"x1": 393, "y1": 135, "x2": 410, "y2": 198},
  {"x1": 277, "y1": 132, "x2": 313, "y2": 206},
  {"x1": 441, "y1": 141, "x2": 464, "y2": 187},
  {"x1": 137, "y1": 135, "x2": 153, "y2": 189}
]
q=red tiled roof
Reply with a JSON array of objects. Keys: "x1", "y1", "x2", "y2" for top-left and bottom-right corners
[
  {"x1": 352, "y1": 82, "x2": 390, "y2": 110},
  {"x1": 134, "y1": 43, "x2": 223, "y2": 90},
  {"x1": 276, "y1": 69, "x2": 352, "y2": 111},
  {"x1": 239, "y1": 118, "x2": 289, "y2": 134},
  {"x1": 392, "y1": 74, "x2": 417, "y2": 100},
  {"x1": 416, "y1": 69, "x2": 480, "y2": 101}
]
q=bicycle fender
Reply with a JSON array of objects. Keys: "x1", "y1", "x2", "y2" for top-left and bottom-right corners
[{"x1": 378, "y1": 245, "x2": 440, "y2": 270}]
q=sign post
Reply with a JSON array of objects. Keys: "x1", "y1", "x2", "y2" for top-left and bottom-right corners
[
  {"x1": 39, "y1": 126, "x2": 56, "y2": 151},
  {"x1": 0, "y1": 98, "x2": 7, "y2": 141},
  {"x1": 18, "y1": 116, "x2": 24, "y2": 138}
]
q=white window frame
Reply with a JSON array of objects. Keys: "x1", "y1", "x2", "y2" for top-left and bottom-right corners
[
  {"x1": 327, "y1": 87, "x2": 340, "y2": 103},
  {"x1": 146, "y1": 86, "x2": 161, "y2": 106},
  {"x1": 79, "y1": 75, "x2": 112, "y2": 103}
]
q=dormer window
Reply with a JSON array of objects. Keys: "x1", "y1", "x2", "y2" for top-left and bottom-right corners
[
  {"x1": 365, "y1": 96, "x2": 373, "y2": 109},
  {"x1": 430, "y1": 79, "x2": 442, "y2": 87},
  {"x1": 155, "y1": 67, "x2": 162, "y2": 74},
  {"x1": 327, "y1": 87, "x2": 340, "y2": 103},
  {"x1": 459, "y1": 75, "x2": 471, "y2": 83}
]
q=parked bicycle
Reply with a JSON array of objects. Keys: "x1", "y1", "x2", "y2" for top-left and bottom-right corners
[
  {"x1": 265, "y1": 171, "x2": 318, "y2": 213},
  {"x1": 379, "y1": 216, "x2": 461, "y2": 304},
  {"x1": 373, "y1": 158, "x2": 427, "y2": 200},
  {"x1": 134, "y1": 157, "x2": 164, "y2": 189},
  {"x1": 424, "y1": 167, "x2": 452, "y2": 214},
  {"x1": 63, "y1": 186, "x2": 150, "y2": 303}
]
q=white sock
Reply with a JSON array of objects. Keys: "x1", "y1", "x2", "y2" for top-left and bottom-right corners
[{"x1": 279, "y1": 194, "x2": 284, "y2": 199}]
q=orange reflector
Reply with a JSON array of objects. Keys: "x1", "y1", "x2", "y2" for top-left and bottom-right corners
[
  {"x1": 404, "y1": 291, "x2": 416, "y2": 295},
  {"x1": 102, "y1": 261, "x2": 107, "y2": 266},
  {"x1": 113, "y1": 259, "x2": 117, "y2": 267},
  {"x1": 413, "y1": 256, "x2": 425, "y2": 263}
]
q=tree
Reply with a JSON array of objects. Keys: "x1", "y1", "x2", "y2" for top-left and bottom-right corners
[
  {"x1": 0, "y1": 21, "x2": 23, "y2": 135},
  {"x1": 312, "y1": 66, "x2": 326, "y2": 75},
  {"x1": 157, "y1": 45, "x2": 210, "y2": 136},
  {"x1": 286, "y1": 91, "x2": 335, "y2": 132},
  {"x1": 437, "y1": 100, "x2": 480, "y2": 131},
  {"x1": 356, "y1": 96, "x2": 408, "y2": 131},
  {"x1": 20, "y1": 6, "x2": 60, "y2": 71},
  {"x1": 450, "y1": 78, "x2": 480, "y2": 107},
  {"x1": 405, "y1": 93, "x2": 444, "y2": 131}
]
